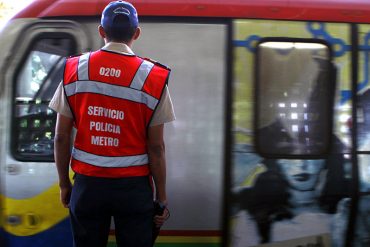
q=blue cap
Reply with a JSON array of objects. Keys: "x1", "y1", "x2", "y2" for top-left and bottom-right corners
[{"x1": 101, "y1": 1, "x2": 139, "y2": 30}]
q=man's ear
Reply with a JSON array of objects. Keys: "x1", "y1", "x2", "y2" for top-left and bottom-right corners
[
  {"x1": 133, "y1": 27, "x2": 141, "y2": 41},
  {"x1": 98, "y1": 25, "x2": 107, "y2": 39}
]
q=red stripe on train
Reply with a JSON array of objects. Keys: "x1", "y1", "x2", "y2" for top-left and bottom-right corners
[{"x1": 109, "y1": 230, "x2": 221, "y2": 237}]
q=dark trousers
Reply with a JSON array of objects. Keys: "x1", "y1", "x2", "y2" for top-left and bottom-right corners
[{"x1": 69, "y1": 174, "x2": 154, "y2": 247}]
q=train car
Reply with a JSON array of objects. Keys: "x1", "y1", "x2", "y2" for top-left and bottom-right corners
[{"x1": 1, "y1": 0, "x2": 370, "y2": 246}]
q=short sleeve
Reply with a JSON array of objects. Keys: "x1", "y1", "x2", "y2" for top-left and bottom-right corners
[
  {"x1": 150, "y1": 85, "x2": 175, "y2": 126},
  {"x1": 48, "y1": 81, "x2": 73, "y2": 118}
]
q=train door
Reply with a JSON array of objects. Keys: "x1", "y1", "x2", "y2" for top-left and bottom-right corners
[
  {"x1": 0, "y1": 20, "x2": 89, "y2": 247},
  {"x1": 228, "y1": 20, "x2": 353, "y2": 246}
]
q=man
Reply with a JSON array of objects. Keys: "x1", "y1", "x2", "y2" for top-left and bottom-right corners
[{"x1": 49, "y1": 1, "x2": 174, "y2": 246}]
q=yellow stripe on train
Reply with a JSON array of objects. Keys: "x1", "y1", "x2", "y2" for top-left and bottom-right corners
[{"x1": 1, "y1": 175, "x2": 74, "y2": 236}]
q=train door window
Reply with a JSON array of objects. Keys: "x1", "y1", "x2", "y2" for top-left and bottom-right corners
[
  {"x1": 13, "y1": 36, "x2": 76, "y2": 161},
  {"x1": 254, "y1": 38, "x2": 334, "y2": 158}
]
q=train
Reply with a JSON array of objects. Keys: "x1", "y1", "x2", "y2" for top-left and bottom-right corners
[{"x1": 1, "y1": 0, "x2": 370, "y2": 246}]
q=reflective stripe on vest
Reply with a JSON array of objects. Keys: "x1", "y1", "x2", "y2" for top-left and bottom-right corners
[
  {"x1": 78, "y1": 53, "x2": 90, "y2": 81},
  {"x1": 67, "y1": 54, "x2": 158, "y2": 109},
  {"x1": 130, "y1": 60, "x2": 154, "y2": 90},
  {"x1": 64, "y1": 80, "x2": 159, "y2": 110},
  {"x1": 72, "y1": 147, "x2": 149, "y2": 168}
]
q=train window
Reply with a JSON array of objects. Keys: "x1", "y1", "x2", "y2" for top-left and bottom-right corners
[
  {"x1": 254, "y1": 38, "x2": 335, "y2": 158},
  {"x1": 13, "y1": 37, "x2": 76, "y2": 161},
  {"x1": 359, "y1": 154, "x2": 370, "y2": 192}
]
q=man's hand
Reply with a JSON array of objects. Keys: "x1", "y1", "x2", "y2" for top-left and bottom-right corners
[
  {"x1": 154, "y1": 207, "x2": 170, "y2": 228},
  {"x1": 59, "y1": 180, "x2": 72, "y2": 208}
]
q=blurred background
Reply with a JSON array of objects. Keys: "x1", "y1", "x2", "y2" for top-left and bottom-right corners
[{"x1": 0, "y1": 0, "x2": 33, "y2": 29}]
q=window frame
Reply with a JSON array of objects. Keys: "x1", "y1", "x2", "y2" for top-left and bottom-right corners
[{"x1": 11, "y1": 32, "x2": 77, "y2": 162}]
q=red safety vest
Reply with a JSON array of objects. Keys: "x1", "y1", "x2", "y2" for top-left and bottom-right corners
[{"x1": 63, "y1": 50, "x2": 170, "y2": 178}]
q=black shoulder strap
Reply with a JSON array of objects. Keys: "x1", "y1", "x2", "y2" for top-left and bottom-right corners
[{"x1": 142, "y1": 57, "x2": 171, "y2": 71}]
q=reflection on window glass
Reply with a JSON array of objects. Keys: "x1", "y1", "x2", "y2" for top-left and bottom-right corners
[
  {"x1": 358, "y1": 89, "x2": 370, "y2": 151},
  {"x1": 357, "y1": 24, "x2": 370, "y2": 151},
  {"x1": 255, "y1": 40, "x2": 332, "y2": 156},
  {"x1": 17, "y1": 51, "x2": 60, "y2": 100},
  {"x1": 13, "y1": 37, "x2": 75, "y2": 161},
  {"x1": 358, "y1": 154, "x2": 370, "y2": 192}
]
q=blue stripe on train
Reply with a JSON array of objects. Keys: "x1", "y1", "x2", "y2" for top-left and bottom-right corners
[
  {"x1": 2, "y1": 218, "x2": 73, "y2": 247},
  {"x1": 1, "y1": 227, "x2": 7, "y2": 246}
]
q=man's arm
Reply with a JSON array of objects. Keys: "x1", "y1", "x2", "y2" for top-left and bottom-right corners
[
  {"x1": 147, "y1": 124, "x2": 167, "y2": 204},
  {"x1": 54, "y1": 113, "x2": 74, "y2": 208}
]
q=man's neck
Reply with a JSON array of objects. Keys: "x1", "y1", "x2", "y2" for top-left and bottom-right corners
[{"x1": 102, "y1": 42, "x2": 134, "y2": 55}]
